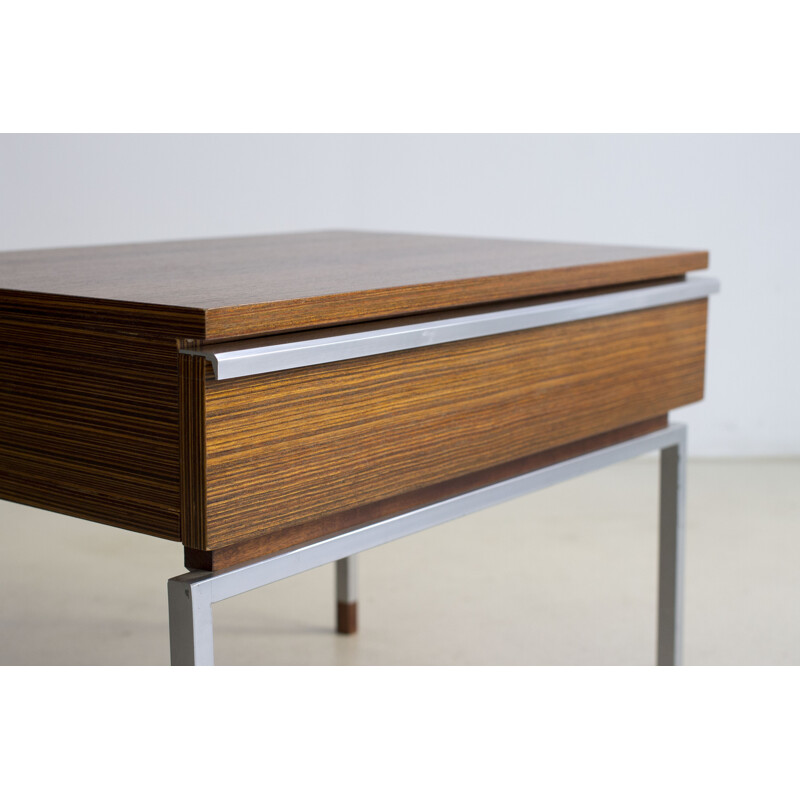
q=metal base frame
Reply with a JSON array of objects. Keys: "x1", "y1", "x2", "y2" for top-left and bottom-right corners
[{"x1": 168, "y1": 423, "x2": 688, "y2": 666}]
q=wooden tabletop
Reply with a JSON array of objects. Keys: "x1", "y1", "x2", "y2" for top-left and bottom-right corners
[{"x1": 0, "y1": 230, "x2": 708, "y2": 340}]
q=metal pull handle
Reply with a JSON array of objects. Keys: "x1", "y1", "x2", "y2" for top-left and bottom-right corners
[{"x1": 182, "y1": 275, "x2": 719, "y2": 380}]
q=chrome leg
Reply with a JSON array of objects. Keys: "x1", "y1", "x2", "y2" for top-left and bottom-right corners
[
  {"x1": 657, "y1": 427, "x2": 687, "y2": 666},
  {"x1": 168, "y1": 575, "x2": 214, "y2": 666},
  {"x1": 336, "y1": 556, "x2": 358, "y2": 634},
  {"x1": 166, "y1": 424, "x2": 689, "y2": 665}
]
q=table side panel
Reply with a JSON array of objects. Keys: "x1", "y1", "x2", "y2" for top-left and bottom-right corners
[
  {"x1": 182, "y1": 300, "x2": 708, "y2": 551},
  {"x1": 0, "y1": 295, "x2": 198, "y2": 540}
]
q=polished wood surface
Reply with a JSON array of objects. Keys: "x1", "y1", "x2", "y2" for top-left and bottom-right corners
[
  {"x1": 184, "y1": 416, "x2": 668, "y2": 570},
  {"x1": 0, "y1": 231, "x2": 711, "y2": 548},
  {"x1": 181, "y1": 301, "x2": 707, "y2": 552},
  {"x1": 0, "y1": 231, "x2": 707, "y2": 339},
  {"x1": 0, "y1": 294, "x2": 201, "y2": 540}
]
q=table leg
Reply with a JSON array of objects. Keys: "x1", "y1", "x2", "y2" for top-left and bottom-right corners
[
  {"x1": 336, "y1": 556, "x2": 358, "y2": 634},
  {"x1": 168, "y1": 575, "x2": 214, "y2": 666},
  {"x1": 657, "y1": 427, "x2": 687, "y2": 666},
  {"x1": 165, "y1": 424, "x2": 688, "y2": 665}
]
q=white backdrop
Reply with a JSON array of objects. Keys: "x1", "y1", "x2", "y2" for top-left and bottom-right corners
[{"x1": 1, "y1": 134, "x2": 797, "y2": 456}]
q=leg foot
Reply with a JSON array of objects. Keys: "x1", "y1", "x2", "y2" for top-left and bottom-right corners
[
  {"x1": 337, "y1": 601, "x2": 358, "y2": 635},
  {"x1": 335, "y1": 556, "x2": 358, "y2": 635}
]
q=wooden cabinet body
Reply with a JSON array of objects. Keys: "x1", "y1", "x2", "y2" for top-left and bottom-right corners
[{"x1": 0, "y1": 231, "x2": 714, "y2": 568}]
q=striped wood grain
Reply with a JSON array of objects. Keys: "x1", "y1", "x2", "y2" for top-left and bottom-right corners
[
  {"x1": 0, "y1": 232, "x2": 710, "y2": 548},
  {"x1": 181, "y1": 300, "x2": 708, "y2": 551},
  {"x1": 184, "y1": 415, "x2": 668, "y2": 570},
  {"x1": 0, "y1": 232, "x2": 708, "y2": 340},
  {"x1": 0, "y1": 293, "x2": 203, "y2": 540}
]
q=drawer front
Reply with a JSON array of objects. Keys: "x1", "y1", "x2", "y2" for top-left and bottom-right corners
[{"x1": 180, "y1": 295, "x2": 709, "y2": 552}]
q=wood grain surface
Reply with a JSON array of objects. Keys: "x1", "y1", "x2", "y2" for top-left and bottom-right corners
[
  {"x1": 0, "y1": 231, "x2": 707, "y2": 339},
  {"x1": 181, "y1": 301, "x2": 708, "y2": 552},
  {"x1": 0, "y1": 231, "x2": 711, "y2": 547},
  {"x1": 184, "y1": 416, "x2": 668, "y2": 570},
  {"x1": 0, "y1": 294, "x2": 201, "y2": 539}
]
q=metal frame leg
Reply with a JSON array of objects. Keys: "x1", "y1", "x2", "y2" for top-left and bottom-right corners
[
  {"x1": 168, "y1": 576, "x2": 214, "y2": 666},
  {"x1": 657, "y1": 427, "x2": 687, "y2": 666},
  {"x1": 336, "y1": 556, "x2": 358, "y2": 634},
  {"x1": 167, "y1": 423, "x2": 689, "y2": 666}
]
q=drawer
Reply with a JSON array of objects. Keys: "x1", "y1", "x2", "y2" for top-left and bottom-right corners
[{"x1": 179, "y1": 277, "x2": 716, "y2": 553}]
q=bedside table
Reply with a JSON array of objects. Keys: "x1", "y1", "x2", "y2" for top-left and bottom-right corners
[{"x1": 0, "y1": 231, "x2": 717, "y2": 665}]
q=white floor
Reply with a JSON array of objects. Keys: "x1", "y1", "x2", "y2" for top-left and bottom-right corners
[{"x1": 0, "y1": 457, "x2": 797, "y2": 666}]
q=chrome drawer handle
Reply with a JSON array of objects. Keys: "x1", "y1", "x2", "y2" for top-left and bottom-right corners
[{"x1": 182, "y1": 275, "x2": 719, "y2": 380}]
